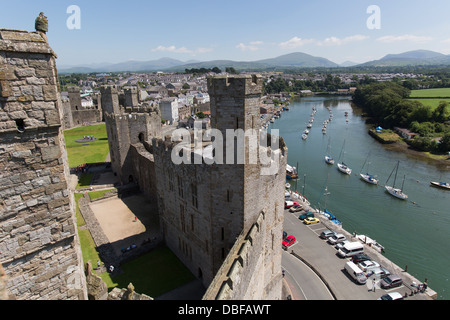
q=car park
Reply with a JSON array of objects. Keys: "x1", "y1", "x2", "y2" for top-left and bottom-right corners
[
  {"x1": 358, "y1": 260, "x2": 381, "y2": 273},
  {"x1": 285, "y1": 201, "x2": 299, "y2": 209},
  {"x1": 319, "y1": 230, "x2": 337, "y2": 239},
  {"x1": 303, "y1": 217, "x2": 320, "y2": 225},
  {"x1": 378, "y1": 292, "x2": 404, "y2": 300},
  {"x1": 299, "y1": 212, "x2": 314, "y2": 220},
  {"x1": 289, "y1": 204, "x2": 303, "y2": 213},
  {"x1": 380, "y1": 275, "x2": 403, "y2": 289},
  {"x1": 282, "y1": 235, "x2": 296, "y2": 248},
  {"x1": 327, "y1": 233, "x2": 346, "y2": 245}
]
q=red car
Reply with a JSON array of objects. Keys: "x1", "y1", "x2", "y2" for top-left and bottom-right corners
[
  {"x1": 282, "y1": 235, "x2": 296, "y2": 247},
  {"x1": 284, "y1": 201, "x2": 300, "y2": 209}
]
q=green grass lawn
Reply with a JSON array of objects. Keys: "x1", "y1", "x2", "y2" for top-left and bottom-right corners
[
  {"x1": 103, "y1": 246, "x2": 196, "y2": 298},
  {"x1": 75, "y1": 188, "x2": 194, "y2": 298},
  {"x1": 410, "y1": 88, "x2": 450, "y2": 98},
  {"x1": 64, "y1": 124, "x2": 110, "y2": 168},
  {"x1": 408, "y1": 98, "x2": 450, "y2": 111}
]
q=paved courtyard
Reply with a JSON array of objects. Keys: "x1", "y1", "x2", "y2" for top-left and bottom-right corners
[{"x1": 89, "y1": 194, "x2": 160, "y2": 256}]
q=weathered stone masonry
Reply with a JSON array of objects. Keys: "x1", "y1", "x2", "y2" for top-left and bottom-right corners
[
  {"x1": 103, "y1": 75, "x2": 287, "y2": 299},
  {"x1": 0, "y1": 29, "x2": 86, "y2": 300}
]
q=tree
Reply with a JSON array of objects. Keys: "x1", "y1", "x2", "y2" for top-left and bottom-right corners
[{"x1": 432, "y1": 101, "x2": 449, "y2": 123}]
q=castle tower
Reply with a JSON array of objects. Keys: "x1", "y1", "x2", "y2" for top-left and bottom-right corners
[
  {"x1": 124, "y1": 86, "x2": 139, "y2": 107},
  {"x1": 0, "y1": 28, "x2": 86, "y2": 299},
  {"x1": 154, "y1": 75, "x2": 286, "y2": 298},
  {"x1": 68, "y1": 86, "x2": 82, "y2": 111},
  {"x1": 101, "y1": 85, "x2": 161, "y2": 184}
]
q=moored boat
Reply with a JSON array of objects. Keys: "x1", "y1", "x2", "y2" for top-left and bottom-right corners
[
  {"x1": 360, "y1": 173, "x2": 378, "y2": 185},
  {"x1": 385, "y1": 161, "x2": 408, "y2": 200},
  {"x1": 337, "y1": 162, "x2": 352, "y2": 175},
  {"x1": 325, "y1": 155, "x2": 335, "y2": 165},
  {"x1": 286, "y1": 164, "x2": 298, "y2": 180},
  {"x1": 430, "y1": 181, "x2": 450, "y2": 190}
]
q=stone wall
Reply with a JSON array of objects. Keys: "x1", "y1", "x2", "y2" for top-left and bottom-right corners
[{"x1": 0, "y1": 29, "x2": 86, "y2": 300}]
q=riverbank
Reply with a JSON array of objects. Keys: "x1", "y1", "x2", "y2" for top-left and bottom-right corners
[
  {"x1": 352, "y1": 103, "x2": 450, "y2": 170},
  {"x1": 372, "y1": 135, "x2": 450, "y2": 170}
]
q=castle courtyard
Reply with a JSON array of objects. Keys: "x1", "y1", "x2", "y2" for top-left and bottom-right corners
[{"x1": 89, "y1": 194, "x2": 161, "y2": 256}]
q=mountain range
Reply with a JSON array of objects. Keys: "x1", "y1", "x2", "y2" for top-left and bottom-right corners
[{"x1": 57, "y1": 50, "x2": 450, "y2": 73}]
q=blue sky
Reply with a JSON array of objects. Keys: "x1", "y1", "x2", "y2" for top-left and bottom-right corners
[{"x1": 2, "y1": 0, "x2": 450, "y2": 67}]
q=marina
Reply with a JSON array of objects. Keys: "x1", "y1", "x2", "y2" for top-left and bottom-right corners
[{"x1": 270, "y1": 96, "x2": 450, "y2": 299}]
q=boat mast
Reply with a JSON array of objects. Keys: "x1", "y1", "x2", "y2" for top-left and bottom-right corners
[{"x1": 393, "y1": 161, "x2": 399, "y2": 188}]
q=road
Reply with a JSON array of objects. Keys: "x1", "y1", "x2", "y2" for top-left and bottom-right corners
[{"x1": 282, "y1": 207, "x2": 431, "y2": 300}]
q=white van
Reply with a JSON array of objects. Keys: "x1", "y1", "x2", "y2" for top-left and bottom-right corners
[
  {"x1": 345, "y1": 261, "x2": 367, "y2": 284},
  {"x1": 337, "y1": 242, "x2": 364, "y2": 258}
]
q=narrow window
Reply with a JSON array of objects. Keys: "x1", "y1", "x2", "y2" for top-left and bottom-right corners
[
  {"x1": 177, "y1": 175, "x2": 184, "y2": 198},
  {"x1": 191, "y1": 183, "x2": 198, "y2": 208}
]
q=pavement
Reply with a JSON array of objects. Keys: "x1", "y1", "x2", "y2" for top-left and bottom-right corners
[{"x1": 282, "y1": 204, "x2": 435, "y2": 300}]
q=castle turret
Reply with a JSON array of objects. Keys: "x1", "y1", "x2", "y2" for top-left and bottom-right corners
[{"x1": 0, "y1": 26, "x2": 86, "y2": 299}]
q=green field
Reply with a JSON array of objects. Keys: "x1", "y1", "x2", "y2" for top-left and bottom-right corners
[
  {"x1": 410, "y1": 88, "x2": 450, "y2": 98},
  {"x1": 64, "y1": 124, "x2": 110, "y2": 168},
  {"x1": 409, "y1": 88, "x2": 450, "y2": 111},
  {"x1": 408, "y1": 98, "x2": 450, "y2": 110}
]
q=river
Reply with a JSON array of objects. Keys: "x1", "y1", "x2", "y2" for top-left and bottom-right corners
[{"x1": 269, "y1": 96, "x2": 450, "y2": 300}]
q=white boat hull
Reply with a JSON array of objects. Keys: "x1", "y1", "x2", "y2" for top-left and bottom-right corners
[
  {"x1": 337, "y1": 163, "x2": 352, "y2": 175},
  {"x1": 325, "y1": 156, "x2": 334, "y2": 165},
  {"x1": 385, "y1": 186, "x2": 408, "y2": 200},
  {"x1": 360, "y1": 173, "x2": 378, "y2": 185}
]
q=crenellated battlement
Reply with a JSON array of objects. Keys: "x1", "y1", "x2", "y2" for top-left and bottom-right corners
[{"x1": 207, "y1": 74, "x2": 263, "y2": 97}]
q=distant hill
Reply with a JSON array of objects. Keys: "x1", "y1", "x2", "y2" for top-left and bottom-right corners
[
  {"x1": 58, "y1": 50, "x2": 450, "y2": 73},
  {"x1": 359, "y1": 50, "x2": 450, "y2": 67},
  {"x1": 58, "y1": 52, "x2": 340, "y2": 73},
  {"x1": 58, "y1": 57, "x2": 187, "y2": 73}
]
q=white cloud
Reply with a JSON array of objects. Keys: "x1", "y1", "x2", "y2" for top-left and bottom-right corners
[
  {"x1": 236, "y1": 43, "x2": 260, "y2": 51},
  {"x1": 376, "y1": 34, "x2": 433, "y2": 43},
  {"x1": 152, "y1": 45, "x2": 213, "y2": 55},
  {"x1": 440, "y1": 38, "x2": 450, "y2": 44},
  {"x1": 279, "y1": 37, "x2": 315, "y2": 49},
  {"x1": 318, "y1": 35, "x2": 369, "y2": 46}
]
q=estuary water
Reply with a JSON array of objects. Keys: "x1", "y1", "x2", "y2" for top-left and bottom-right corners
[{"x1": 269, "y1": 96, "x2": 450, "y2": 300}]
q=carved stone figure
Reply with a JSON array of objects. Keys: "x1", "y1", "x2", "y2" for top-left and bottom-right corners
[{"x1": 35, "y1": 12, "x2": 48, "y2": 33}]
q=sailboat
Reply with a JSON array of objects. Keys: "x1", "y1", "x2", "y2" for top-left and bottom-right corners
[
  {"x1": 359, "y1": 152, "x2": 378, "y2": 185},
  {"x1": 315, "y1": 175, "x2": 342, "y2": 226},
  {"x1": 385, "y1": 161, "x2": 408, "y2": 200},
  {"x1": 325, "y1": 138, "x2": 335, "y2": 165},
  {"x1": 430, "y1": 181, "x2": 450, "y2": 190},
  {"x1": 337, "y1": 140, "x2": 352, "y2": 175},
  {"x1": 286, "y1": 163, "x2": 298, "y2": 180}
]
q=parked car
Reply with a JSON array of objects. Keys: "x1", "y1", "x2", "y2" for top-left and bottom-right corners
[
  {"x1": 289, "y1": 204, "x2": 303, "y2": 213},
  {"x1": 358, "y1": 260, "x2": 380, "y2": 273},
  {"x1": 335, "y1": 240, "x2": 350, "y2": 250},
  {"x1": 378, "y1": 292, "x2": 404, "y2": 300},
  {"x1": 380, "y1": 275, "x2": 403, "y2": 289},
  {"x1": 304, "y1": 217, "x2": 320, "y2": 225},
  {"x1": 351, "y1": 253, "x2": 371, "y2": 264},
  {"x1": 282, "y1": 235, "x2": 296, "y2": 248},
  {"x1": 319, "y1": 230, "x2": 337, "y2": 239},
  {"x1": 327, "y1": 233, "x2": 346, "y2": 245},
  {"x1": 283, "y1": 231, "x2": 287, "y2": 240},
  {"x1": 368, "y1": 267, "x2": 391, "y2": 279},
  {"x1": 299, "y1": 212, "x2": 314, "y2": 220},
  {"x1": 285, "y1": 201, "x2": 299, "y2": 209}
]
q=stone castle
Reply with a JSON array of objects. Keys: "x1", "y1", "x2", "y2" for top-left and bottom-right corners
[{"x1": 1, "y1": 24, "x2": 287, "y2": 300}]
